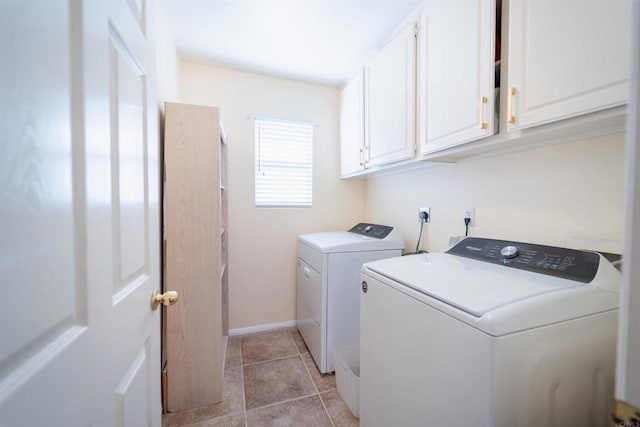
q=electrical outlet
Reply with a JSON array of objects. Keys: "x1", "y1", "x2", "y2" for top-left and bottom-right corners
[
  {"x1": 419, "y1": 207, "x2": 431, "y2": 223},
  {"x1": 464, "y1": 208, "x2": 475, "y2": 226}
]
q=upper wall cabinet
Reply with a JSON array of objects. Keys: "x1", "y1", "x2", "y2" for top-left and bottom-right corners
[
  {"x1": 507, "y1": 0, "x2": 630, "y2": 130},
  {"x1": 419, "y1": 0, "x2": 496, "y2": 154},
  {"x1": 340, "y1": 70, "x2": 365, "y2": 176},
  {"x1": 340, "y1": 22, "x2": 417, "y2": 177},
  {"x1": 365, "y1": 22, "x2": 417, "y2": 168}
]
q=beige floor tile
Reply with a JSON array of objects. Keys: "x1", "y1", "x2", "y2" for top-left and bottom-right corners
[
  {"x1": 291, "y1": 328, "x2": 309, "y2": 354},
  {"x1": 320, "y1": 389, "x2": 359, "y2": 427},
  {"x1": 243, "y1": 356, "x2": 316, "y2": 410},
  {"x1": 246, "y1": 395, "x2": 332, "y2": 427},
  {"x1": 192, "y1": 413, "x2": 246, "y2": 427},
  {"x1": 164, "y1": 329, "x2": 359, "y2": 426},
  {"x1": 225, "y1": 337, "x2": 241, "y2": 368},
  {"x1": 302, "y1": 352, "x2": 336, "y2": 392},
  {"x1": 241, "y1": 330, "x2": 298, "y2": 364},
  {"x1": 163, "y1": 367, "x2": 245, "y2": 426}
]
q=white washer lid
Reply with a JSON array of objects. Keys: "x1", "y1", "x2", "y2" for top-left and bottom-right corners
[
  {"x1": 298, "y1": 230, "x2": 404, "y2": 253},
  {"x1": 365, "y1": 252, "x2": 599, "y2": 317}
]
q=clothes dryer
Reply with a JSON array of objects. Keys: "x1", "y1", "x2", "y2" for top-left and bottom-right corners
[{"x1": 297, "y1": 223, "x2": 403, "y2": 373}]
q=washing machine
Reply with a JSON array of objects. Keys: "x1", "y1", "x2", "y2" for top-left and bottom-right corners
[
  {"x1": 297, "y1": 223, "x2": 403, "y2": 374},
  {"x1": 360, "y1": 237, "x2": 620, "y2": 427}
]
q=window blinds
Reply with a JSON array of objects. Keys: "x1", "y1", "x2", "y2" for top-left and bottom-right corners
[{"x1": 254, "y1": 118, "x2": 313, "y2": 207}]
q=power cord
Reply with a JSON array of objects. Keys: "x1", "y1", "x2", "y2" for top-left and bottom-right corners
[
  {"x1": 409, "y1": 210, "x2": 428, "y2": 254},
  {"x1": 464, "y1": 217, "x2": 471, "y2": 237},
  {"x1": 415, "y1": 220, "x2": 425, "y2": 252}
]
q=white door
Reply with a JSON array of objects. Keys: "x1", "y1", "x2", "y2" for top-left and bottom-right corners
[
  {"x1": 507, "y1": 0, "x2": 630, "y2": 130},
  {"x1": 340, "y1": 70, "x2": 366, "y2": 176},
  {"x1": 0, "y1": 1, "x2": 162, "y2": 425},
  {"x1": 365, "y1": 22, "x2": 417, "y2": 167},
  {"x1": 616, "y1": 0, "x2": 640, "y2": 414},
  {"x1": 419, "y1": 0, "x2": 496, "y2": 154}
]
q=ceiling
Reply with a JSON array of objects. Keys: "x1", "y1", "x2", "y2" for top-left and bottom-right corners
[{"x1": 160, "y1": 0, "x2": 423, "y2": 87}]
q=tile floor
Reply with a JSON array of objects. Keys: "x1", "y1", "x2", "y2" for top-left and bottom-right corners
[{"x1": 162, "y1": 328, "x2": 359, "y2": 427}]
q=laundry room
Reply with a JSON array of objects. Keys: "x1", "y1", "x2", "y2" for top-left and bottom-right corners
[
  {"x1": 159, "y1": 0, "x2": 628, "y2": 335},
  {"x1": 3, "y1": 0, "x2": 638, "y2": 426},
  {"x1": 155, "y1": 0, "x2": 637, "y2": 423}
]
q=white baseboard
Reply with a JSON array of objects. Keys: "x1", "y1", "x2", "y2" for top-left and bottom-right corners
[{"x1": 229, "y1": 320, "x2": 297, "y2": 337}]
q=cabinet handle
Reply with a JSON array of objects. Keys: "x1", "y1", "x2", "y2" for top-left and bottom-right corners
[
  {"x1": 359, "y1": 147, "x2": 364, "y2": 167},
  {"x1": 479, "y1": 96, "x2": 488, "y2": 129},
  {"x1": 364, "y1": 146, "x2": 370, "y2": 166},
  {"x1": 508, "y1": 87, "x2": 516, "y2": 124},
  {"x1": 303, "y1": 266, "x2": 311, "y2": 279}
]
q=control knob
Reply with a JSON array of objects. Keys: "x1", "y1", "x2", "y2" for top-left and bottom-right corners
[{"x1": 500, "y1": 245, "x2": 519, "y2": 259}]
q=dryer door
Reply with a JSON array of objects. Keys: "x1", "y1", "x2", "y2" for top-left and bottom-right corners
[{"x1": 296, "y1": 258, "x2": 323, "y2": 370}]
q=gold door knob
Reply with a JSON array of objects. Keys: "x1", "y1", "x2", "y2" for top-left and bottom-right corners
[{"x1": 151, "y1": 289, "x2": 179, "y2": 310}]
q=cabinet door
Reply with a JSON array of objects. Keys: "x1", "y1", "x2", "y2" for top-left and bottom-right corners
[
  {"x1": 365, "y1": 23, "x2": 417, "y2": 167},
  {"x1": 340, "y1": 70, "x2": 365, "y2": 176},
  {"x1": 507, "y1": 0, "x2": 630, "y2": 130},
  {"x1": 420, "y1": 0, "x2": 496, "y2": 154}
]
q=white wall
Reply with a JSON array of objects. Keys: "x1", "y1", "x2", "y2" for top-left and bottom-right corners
[
  {"x1": 180, "y1": 62, "x2": 366, "y2": 330},
  {"x1": 154, "y1": 4, "x2": 179, "y2": 111},
  {"x1": 176, "y1": 62, "x2": 625, "y2": 331},
  {"x1": 366, "y1": 133, "x2": 626, "y2": 254},
  {"x1": 153, "y1": 3, "x2": 180, "y2": 366}
]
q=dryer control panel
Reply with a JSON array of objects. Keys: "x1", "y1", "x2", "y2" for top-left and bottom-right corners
[
  {"x1": 447, "y1": 237, "x2": 600, "y2": 283},
  {"x1": 348, "y1": 223, "x2": 393, "y2": 239}
]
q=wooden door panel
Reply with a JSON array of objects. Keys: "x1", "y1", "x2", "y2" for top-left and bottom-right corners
[
  {"x1": 0, "y1": 2, "x2": 93, "y2": 423},
  {"x1": 105, "y1": 6, "x2": 159, "y2": 426},
  {"x1": 125, "y1": 0, "x2": 146, "y2": 34},
  {"x1": 109, "y1": 25, "x2": 150, "y2": 298},
  {"x1": 0, "y1": 0, "x2": 161, "y2": 425},
  {"x1": 115, "y1": 339, "x2": 152, "y2": 426},
  {"x1": 0, "y1": 0, "x2": 86, "y2": 385}
]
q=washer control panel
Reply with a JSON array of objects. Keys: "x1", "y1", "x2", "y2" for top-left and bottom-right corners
[
  {"x1": 349, "y1": 223, "x2": 393, "y2": 239},
  {"x1": 447, "y1": 237, "x2": 600, "y2": 283}
]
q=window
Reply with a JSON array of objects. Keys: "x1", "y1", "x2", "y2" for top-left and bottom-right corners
[{"x1": 254, "y1": 117, "x2": 313, "y2": 207}]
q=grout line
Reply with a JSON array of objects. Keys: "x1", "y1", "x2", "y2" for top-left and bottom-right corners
[
  {"x1": 242, "y1": 353, "x2": 302, "y2": 367},
  {"x1": 294, "y1": 331, "x2": 320, "y2": 395},
  {"x1": 240, "y1": 328, "x2": 300, "y2": 367},
  {"x1": 238, "y1": 336, "x2": 248, "y2": 427},
  {"x1": 318, "y1": 391, "x2": 337, "y2": 427},
  {"x1": 292, "y1": 330, "x2": 336, "y2": 427},
  {"x1": 245, "y1": 391, "x2": 321, "y2": 414},
  {"x1": 240, "y1": 329, "x2": 336, "y2": 426}
]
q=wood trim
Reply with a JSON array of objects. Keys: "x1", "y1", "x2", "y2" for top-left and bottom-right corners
[{"x1": 161, "y1": 369, "x2": 168, "y2": 414}]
